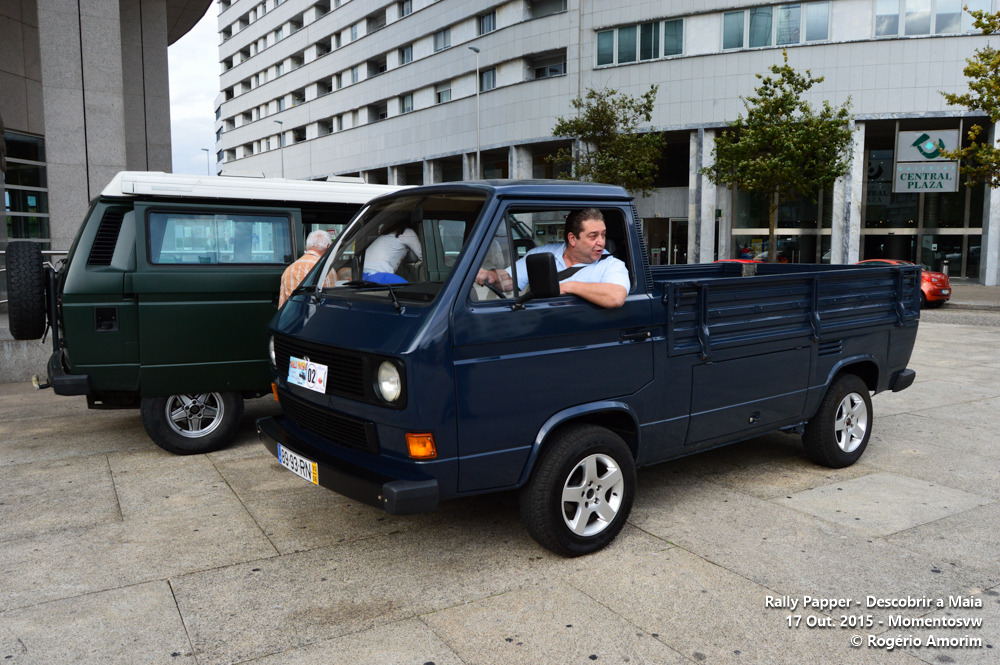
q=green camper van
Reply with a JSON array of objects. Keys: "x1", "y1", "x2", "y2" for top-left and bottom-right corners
[{"x1": 5, "y1": 171, "x2": 398, "y2": 454}]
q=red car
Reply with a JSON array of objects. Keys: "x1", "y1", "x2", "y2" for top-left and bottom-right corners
[{"x1": 857, "y1": 259, "x2": 951, "y2": 308}]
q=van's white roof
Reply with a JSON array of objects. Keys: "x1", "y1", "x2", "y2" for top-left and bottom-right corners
[{"x1": 101, "y1": 171, "x2": 404, "y2": 204}]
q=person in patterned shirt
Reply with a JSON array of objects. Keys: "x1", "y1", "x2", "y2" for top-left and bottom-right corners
[{"x1": 279, "y1": 230, "x2": 331, "y2": 306}]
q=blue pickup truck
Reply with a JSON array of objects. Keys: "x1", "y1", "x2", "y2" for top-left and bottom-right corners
[{"x1": 257, "y1": 181, "x2": 919, "y2": 556}]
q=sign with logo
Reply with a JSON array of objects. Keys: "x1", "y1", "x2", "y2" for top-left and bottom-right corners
[
  {"x1": 894, "y1": 130, "x2": 960, "y2": 193},
  {"x1": 897, "y1": 130, "x2": 959, "y2": 162}
]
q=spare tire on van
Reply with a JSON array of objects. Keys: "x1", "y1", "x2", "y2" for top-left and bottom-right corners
[{"x1": 5, "y1": 241, "x2": 47, "y2": 340}]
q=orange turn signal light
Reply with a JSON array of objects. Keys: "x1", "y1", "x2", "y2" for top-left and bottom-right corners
[
  {"x1": 406, "y1": 432, "x2": 437, "y2": 459},
  {"x1": 271, "y1": 382, "x2": 279, "y2": 402}
]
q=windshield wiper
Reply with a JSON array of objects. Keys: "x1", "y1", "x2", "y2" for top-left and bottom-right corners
[{"x1": 344, "y1": 280, "x2": 403, "y2": 312}]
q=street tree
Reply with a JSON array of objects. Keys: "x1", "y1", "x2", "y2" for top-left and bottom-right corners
[
  {"x1": 702, "y1": 51, "x2": 853, "y2": 262},
  {"x1": 941, "y1": 8, "x2": 1000, "y2": 187},
  {"x1": 549, "y1": 85, "x2": 664, "y2": 196}
]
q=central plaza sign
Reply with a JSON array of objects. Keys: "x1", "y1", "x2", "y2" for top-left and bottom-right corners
[{"x1": 894, "y1": 130, "x2": 960, "y2": 193}]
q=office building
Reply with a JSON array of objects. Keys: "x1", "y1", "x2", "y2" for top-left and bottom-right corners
[{"x1": 215, "y1": 0, "x2": 1000, "y2": 284}]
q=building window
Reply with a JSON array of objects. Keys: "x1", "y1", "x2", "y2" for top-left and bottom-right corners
[
  {"x1": 875, "y1": 0, "x2": 984, "y2": 36},
  {"x1": 597, "y1": 19, "x2": 684, "y2": 65},
  {"x1": 435, "y1": 81, "x2": 452, "y2": 104},
  {"x1": 275, "y1": 62, "x2": 283, "y2": 76},
  {"x1": 479, "y1": 10, "x2": 496, "y2": 35},
  {"x1": 336, "y1": 114, "x2": 343, "y2": 131},
  {"x1": 2, "y1": 132, "x2": 50, "y2": 245},
  {"x1": 399, "y1": 44, "x2": 413, "y2": 64},
  {"x1": 480, "y1": 67, "x2": 497, "y2": 91},
  {"x1": 275, "y1": 27, "x2": 283, "y2": 41},
  {"x1": 350, "y1": 23, "x2": 358, "y2": 41},
  {"x1": 277, "y1": 97, "x2": 285, "y2": 111},
  {"x1": 434, "y1": 28, "x2": 451, "y2": 52},
  {"x1": 336, "y1": 72, "x2": 342, "y2": 89},
  {"x1": 400, "y1": 93, "x2": 413, "y2": 113},
  {"x1": 723, "y1": 2, "x2": 829, "y2": 50},
  {"x1": 399, "y1": 0, "x2": 412, "y2": 17},
  {"x1": 351, "y1": 65, "x2": 359, "y2": 84},
  {"x1": 529, "y1": 50, "x2": 567, "y2": 79}
]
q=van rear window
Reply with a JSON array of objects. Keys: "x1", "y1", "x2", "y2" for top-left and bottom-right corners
[{"x1": 147, "y1": 212, "x2": 293, "y2": 265}]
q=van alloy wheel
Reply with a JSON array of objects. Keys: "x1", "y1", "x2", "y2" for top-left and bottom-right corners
[
  {"x1": 165, "y1": 393, "x2": 226, "y2": 438},
  {"x1": 520, "y1": 424, "x2": 636, "y2": 556},
  {"x1": 802, "y1": 374, "x2": 872, "y2": 468},
  {"x1": 140, "y1": 392, "x2": 244, "y2": 455}
]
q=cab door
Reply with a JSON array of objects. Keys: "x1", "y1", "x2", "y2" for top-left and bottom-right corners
[
  {"x1": 451, "y1": 204, "x2": 654, "y2": 492},
  {"x1": 131, "y1": 203, "x2": 301, "y2": 396}
]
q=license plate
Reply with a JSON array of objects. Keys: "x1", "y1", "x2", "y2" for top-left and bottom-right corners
[
  {"x1": 287, "y1": 356, "x2": 328, "y2": 394},
  {"x1": 277, "y1": 444, "x2": 318, "y2": 485}
]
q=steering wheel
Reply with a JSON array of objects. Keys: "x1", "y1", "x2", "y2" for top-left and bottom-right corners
[{"x1": 482, "y1": 281, "x2": 508, "y2": 299}]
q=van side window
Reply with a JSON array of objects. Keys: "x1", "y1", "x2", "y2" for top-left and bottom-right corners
[
  {"x1": 469, "y1": 208, "x2": 631, "y2": 302},
  {"x1": 148, "y1": 212, "x2": 293, "y2": 265}
]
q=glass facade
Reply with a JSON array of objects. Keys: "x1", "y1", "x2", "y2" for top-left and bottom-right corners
[{"x1": 3, "y1": 132, "x2": 50, "y2": 247}]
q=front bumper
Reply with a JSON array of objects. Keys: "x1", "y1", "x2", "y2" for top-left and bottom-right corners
[
  {"x1": 256, "y1": 415, "x2": 439, "y2": 515},
  {"x1": 47, "y1": 349, "x2": 90, "y2": 396}
]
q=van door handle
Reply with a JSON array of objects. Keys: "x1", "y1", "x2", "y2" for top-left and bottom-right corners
[{"x1": 620, "y1": 329, "x2": 651, "y2": 343}]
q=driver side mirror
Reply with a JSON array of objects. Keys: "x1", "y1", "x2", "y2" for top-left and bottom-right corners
[{"x1": 513, "y1": 252, "x2": 559, "y2": 309}]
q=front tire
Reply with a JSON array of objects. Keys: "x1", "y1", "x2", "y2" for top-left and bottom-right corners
[
  {"x1": 520, "y1": 425, "x2": 636, "y2": 557},
  {"x1": 5, "y1": 241, "x2": 47, "y2": 340},
  {"x1": 140, "y1": 392, "x2": 243, "y2": 455},
  {"x1": 802, "y1": 374, "x2": 872, "y2": 468}
]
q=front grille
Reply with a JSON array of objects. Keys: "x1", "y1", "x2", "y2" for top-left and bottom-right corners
[
  {"x1": 278, "y1": 389, "x2": 378, "y2": 453},
  {"x1": 274, "y1": 335, "x2": 365, "y2": 398}
]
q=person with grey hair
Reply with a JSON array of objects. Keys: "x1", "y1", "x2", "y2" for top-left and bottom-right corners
[{"x1": 279, "y1": 229, "x2": 332, "y2": 306}]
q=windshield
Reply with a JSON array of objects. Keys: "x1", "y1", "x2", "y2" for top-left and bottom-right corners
[{"x1": 312, "y1": 193, "x2": 487, "y2": 304}]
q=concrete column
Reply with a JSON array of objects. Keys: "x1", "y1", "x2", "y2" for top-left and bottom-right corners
[
  {"x1": 423, "y1": 160, "x2": 441, "y2": 184},
  {"x1": 389, "y1": 165, "x2": 406, "y2": 185},
  {"x1": 510, "y1": 145, "x2": 532, "y2": 179},
  {"x1": 832, "y1": 120, "x2": 864, "y2": 265},
  {"x1": 462, "y1": 153, "x2": 475, "y2": 181},
  {"x1": 698, "y1": 129, "x2": 717, "y2": 263},
  {"x1": 979, "y1": 122, "x2": 1000, "y2": 285},
  {"x1": 120, "y1": 0, "x2": 170, "y2": 172},
  {"x1": 37, "y1": 0, "x2": 128, "y2": 250},
  {"x1": 688, "y1": 129, "x2": 718, "y2": 264}
]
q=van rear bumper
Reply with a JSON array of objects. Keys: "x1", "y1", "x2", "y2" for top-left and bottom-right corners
[
  {"x1": 47, "y1": 350, "x2": 90, "y2": 396},
  {"x1": 890, "y1": 368, "x2": 916, "y2": 392},
  {"x1": 256, "y1": 415, "x2": 439, "y2": 515}
]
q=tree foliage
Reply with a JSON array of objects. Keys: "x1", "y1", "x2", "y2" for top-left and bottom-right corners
[
  {"x1": 549, "y1": 85, "x2": 664, "y2": 196},
  {"x1": 940, "y1": 8, "x2": 1000, "y2": 187},
  {"x1": 702, "y1": 51, "x2": 853, "y2": 262}
]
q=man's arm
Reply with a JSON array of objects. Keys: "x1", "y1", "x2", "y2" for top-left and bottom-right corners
[{"x1": 559, "y1": 281, "x2": 627, "y2": 308}]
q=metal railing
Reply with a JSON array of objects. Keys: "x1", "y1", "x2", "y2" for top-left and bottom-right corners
[{"x1": 0, "y1": 248, "x2": 68, "y2": 305}]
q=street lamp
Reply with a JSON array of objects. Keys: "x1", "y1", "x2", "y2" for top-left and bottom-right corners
[
  {"x1": 200, "y1": 148, "x2": 211, "y2": 176},
  {"x1": 468, "y1": 46, "x2": 481, "y2": 179},
  {"x1": 273, "y1": 120, "x2": 284, "y2": 178}
]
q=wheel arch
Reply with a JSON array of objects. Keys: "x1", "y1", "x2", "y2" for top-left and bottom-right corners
[
  {"x1": 516, "y1": 402, "x2": 639, "y2": 488},
  {"x1": 826, "y1": 357, "x2": 880, "y2": 393}
]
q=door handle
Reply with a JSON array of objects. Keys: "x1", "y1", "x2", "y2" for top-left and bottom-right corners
[{"x1": 620, "y1": 329, "x2": 651, "y2": 343}]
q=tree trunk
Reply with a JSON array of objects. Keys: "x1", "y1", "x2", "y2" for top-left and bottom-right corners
[{"x1": 768, "y1": 190, "x2": 779, "y2": 263}]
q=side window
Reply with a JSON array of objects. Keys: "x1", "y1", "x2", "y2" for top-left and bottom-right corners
[
  {"x1": 147, "y1": 211, "x2": 293, "y2": 265},
  {"x1": 469, "y1": 207, "x2": 632, "y2": 303}
]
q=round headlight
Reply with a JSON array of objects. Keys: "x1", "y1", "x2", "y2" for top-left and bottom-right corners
[
  {"x1": 376, "y1": 361, "x2": 402, "y2": 402},
  {"x1": 268, "y1": 336, "x2": 276, "y2": 367}
]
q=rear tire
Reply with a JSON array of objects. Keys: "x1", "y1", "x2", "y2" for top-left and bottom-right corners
[
  {"x1": 5, "y1": 241, "x2": 47, "y2": 340},
  {"x1": 520, "y1": 424, "x2": 635, "y2": 557},
  {"x1": 140, "y1": 392, "x2": 243, "y2": 455},
  {"x1": 803, "y1": 374, "x2": 872, "y2": 468}
]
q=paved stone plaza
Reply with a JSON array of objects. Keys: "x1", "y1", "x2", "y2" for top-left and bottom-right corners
[{"x1": 1, "y1": 314, "x2": 998, "y2": 664}]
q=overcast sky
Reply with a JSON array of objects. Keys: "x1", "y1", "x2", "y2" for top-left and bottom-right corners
[{"x1": 168, "y1": 1, "x2": 219, "y2": 175}]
